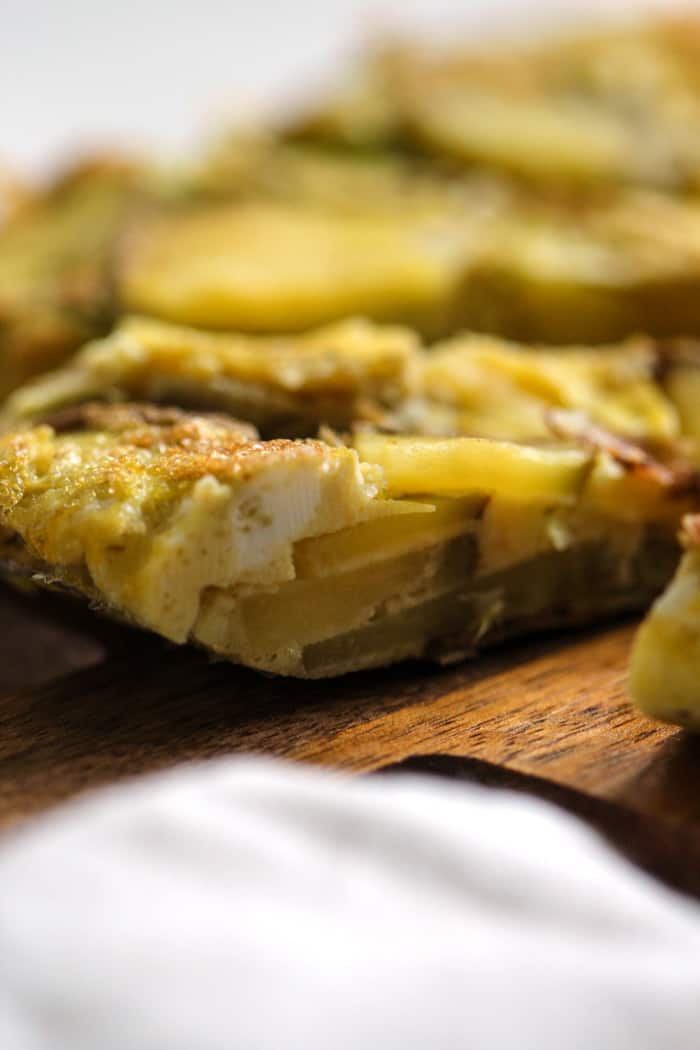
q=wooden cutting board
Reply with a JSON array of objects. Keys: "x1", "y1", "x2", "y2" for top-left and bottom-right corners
[{"x1": 2, "y1": 583, "x2": 699, "y2": 896}]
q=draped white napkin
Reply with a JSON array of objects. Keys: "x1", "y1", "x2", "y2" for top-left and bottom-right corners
[{"x1": 0, "y1": 756, "x2": 699, "y2": 1049}]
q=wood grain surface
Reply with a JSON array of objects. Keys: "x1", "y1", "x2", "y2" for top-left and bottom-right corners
[{"x1": 1, "y1": 582, "x2": 698, "y2": 856}]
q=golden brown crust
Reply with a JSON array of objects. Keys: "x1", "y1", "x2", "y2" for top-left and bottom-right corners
[{"x1": 18, "y1": 401, "x2": 332, "y2": 486}]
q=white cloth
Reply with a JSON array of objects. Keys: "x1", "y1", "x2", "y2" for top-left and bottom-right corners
[{"x1": 0, "y1": 758, "x2": 699, "y2": 1049}]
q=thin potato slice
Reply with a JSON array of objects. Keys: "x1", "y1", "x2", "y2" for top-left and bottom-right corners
[
  {"x1": 352, "y1": 432, "x2": 590, "y2": 501},
  {"x1": 118, "y1": 200, "x2": 472, "y2": 337}
]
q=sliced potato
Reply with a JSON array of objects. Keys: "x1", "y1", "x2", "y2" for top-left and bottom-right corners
[
  {"x1": 353, "y1": 432, "x2": 590, "y2": 501},
  {"x1": 118, "y1": 200, "x2": 473, "y2": 337}
]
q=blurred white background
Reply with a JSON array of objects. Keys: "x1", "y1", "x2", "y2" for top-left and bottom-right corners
[{"x1": 2, "y1": 0, "x2": 696, "y2": 174}]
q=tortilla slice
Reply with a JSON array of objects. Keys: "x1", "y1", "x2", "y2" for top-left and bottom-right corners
[
  {"x1": 291, "y1": 19, "x2": 700, "y2": 191},
  {"x1": 0, "y1": 404, "x2": 692, "y2": 677},
  {"x1": 630, "y1": 515, "x2": 700, "y2": 729},
  {"x1": 3, "y1": 318, "x2": 687, "y2": 457}
]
